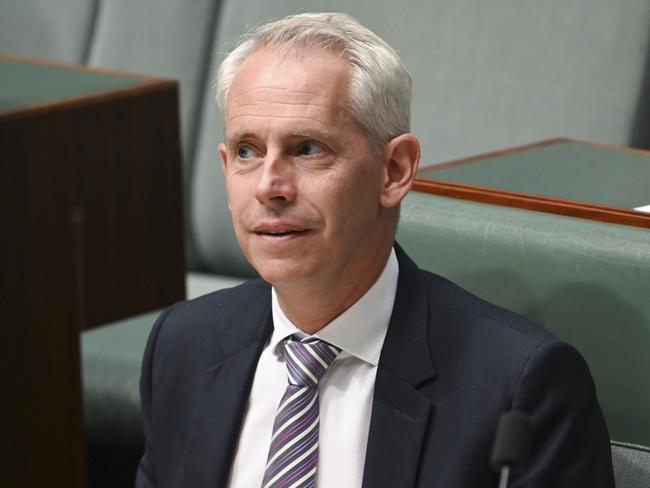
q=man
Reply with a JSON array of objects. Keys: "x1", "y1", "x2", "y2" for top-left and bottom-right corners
[{"x1": 137, "y1": 12, "x2": 614, "y2": 488}]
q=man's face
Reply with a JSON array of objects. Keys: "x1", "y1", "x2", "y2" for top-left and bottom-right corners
[{"x1": 220, "y1": 48, "x2": 394, "y2": 293}]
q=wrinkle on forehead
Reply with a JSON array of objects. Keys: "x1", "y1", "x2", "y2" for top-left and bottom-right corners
[
  {"x1": 230, "y1": 85, "x2": 322, "y2": 103},
  {"x1": 229, "y1": 114, "x2": 337, "y2": 124},
  {"x1": 229, "y1": 97, "x2": 330, "y2": 110},
  {"x1": 228, "y1": 47, "x2": 349, "y2": 99},
  {"x1": 227, "y1": 101, "x2": 344, "y2": 127},
  {"x1": 228, "y1": 83, "x2": 345, "y2": 113},
  {"x1": 237, "y1": 85, "x2": 322, "y2": 96},
  {"x1": 224, "y1": 47, "x2": 357, "y2": 138}
]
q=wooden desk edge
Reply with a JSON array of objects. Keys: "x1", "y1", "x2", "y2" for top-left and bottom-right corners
[
  {"x1": 412, "y1": 178, "x2": 650, "y2": 229},
  {"x1": 414, "y1": 138, "x2": 650, "y2": 229},
  {"x1": 0, "y1": 52, "x2": 178, "y2": 120},
  {"x1": 1, "y1": 51, "x2": 169, "y2": 82}
]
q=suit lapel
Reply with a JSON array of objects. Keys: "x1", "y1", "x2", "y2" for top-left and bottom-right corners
[
  {"x1": 183, "y1": 300, "x2": 273, "y2": 488},
  {"x1": 363, "y1": 244, "x2": 437, "y2": 488}
]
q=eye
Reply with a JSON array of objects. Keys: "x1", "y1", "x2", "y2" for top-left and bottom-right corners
[
  {"x1": 296, "y1": 142, "x2": 326, "y2": 157},
  {"x1": 237, "y1": 145, "x2": 257, "y2": 159}
]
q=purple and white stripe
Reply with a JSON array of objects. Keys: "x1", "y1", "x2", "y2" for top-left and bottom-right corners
[{"x1": 262, "y1": 338, "x2": 341, "y2": 488}]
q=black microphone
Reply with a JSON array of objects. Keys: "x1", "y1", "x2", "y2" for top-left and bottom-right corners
[{"x1": 491, "y1": 410, "x2": 534, "y2": 488}]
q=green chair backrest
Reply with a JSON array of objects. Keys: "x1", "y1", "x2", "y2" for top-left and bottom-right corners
[{"x1": 398, "y1": 192, "x2": 650, "y2": 450}]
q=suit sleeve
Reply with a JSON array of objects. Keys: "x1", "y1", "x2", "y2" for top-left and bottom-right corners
[
  {"x1": 510, "y1": 340, "x2": 615, "y2": 487},
  {"x1": 135, "y1": 306, "x2": 174, "y2": 488}
]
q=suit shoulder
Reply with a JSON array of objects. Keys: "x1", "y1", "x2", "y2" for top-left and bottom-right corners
[
  {"x1": 163, "y1": 278, "x2": 269, "y2": 322},
  {"x1": 415, "y1": 269, "x2": 589, "y2": 410},
  {"x1": 419, "y1": 268, "x2": 556, "y2": 347},
  {"x1": 149, "y1": 278, "x2": 271, "y2": 355}
]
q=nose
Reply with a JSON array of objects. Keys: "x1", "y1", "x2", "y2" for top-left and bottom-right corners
[{"x1": 255, "y1": 154, "x2": 297, "y2": 205}]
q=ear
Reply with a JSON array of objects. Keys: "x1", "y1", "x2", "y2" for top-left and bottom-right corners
[
  {"x1": 379, "y1": 134, "x2": 420, "y2": 209},
  {"x1": 218, "y1": 142, "x2": 232, "y2": 211},
  {"x1": 219, "y1": 142, "x2": 228, "y2": 174}
]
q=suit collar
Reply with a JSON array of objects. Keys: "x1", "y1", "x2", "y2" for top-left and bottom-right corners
[
  {"x1": 269, "y1": 248, "x2": 399, "y2": 367},
  {"x1": 211, "y1": 280, "x2": 274, "y2": 358},
  {"x1": 363, "y1": 243, "x2": 437, "y2": 488},
  {"x1": 379, "y1": 242, "x2": 437, "y2": 385}
]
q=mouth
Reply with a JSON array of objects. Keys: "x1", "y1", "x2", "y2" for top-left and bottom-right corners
[
  {"x1": 253, "y1": 224, "x2": 312, "y2": 241},
  {"x1": 255, "y1": 229, "x2": 310, "y2": 243},
  {"x1": 256, "y1": 229, "x2": 308, "y2": 236}
]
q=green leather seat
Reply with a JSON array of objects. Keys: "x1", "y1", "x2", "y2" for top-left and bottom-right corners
[
  {"x1": 81, "y1": 311, "x2": 160, "y2": 488},
  {"x1": 397, "y1": 192, "x2": 650, "y2": 486}
]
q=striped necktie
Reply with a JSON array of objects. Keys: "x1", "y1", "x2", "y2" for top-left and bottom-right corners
[{"x1": 262, "y1": 337, "x2": 342, "y2": 488}]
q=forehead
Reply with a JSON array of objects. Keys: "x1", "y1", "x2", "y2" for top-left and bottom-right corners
[{"x1": 224, "y1": 47, "x2": 352, "y2": 132}]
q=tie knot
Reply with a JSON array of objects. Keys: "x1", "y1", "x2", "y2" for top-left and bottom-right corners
[{"x1": 283, "y1": 337, "x2": 341, "y2": 387}]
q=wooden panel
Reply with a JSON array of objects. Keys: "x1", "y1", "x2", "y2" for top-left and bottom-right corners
[
  {"x1": 0, "y1": 56, "x2": 185, "y2": 487},
  {"x1": 1, "y1": 101, "x2": 86, "y2": 488},
  {"x1": 2, "y1": 77, "x2": 186, "y2": 328},
  {"x1": 69, "y1": 82, "x2": 186, "y2": 327}
]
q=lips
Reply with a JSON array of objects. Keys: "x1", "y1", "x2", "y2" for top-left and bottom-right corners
[
  {"x1": 252, "y1": 222, "x2": 312, "y2": 239},
  {"x1": 256, "y1": 229, "x2": 308, "y2": 236}
]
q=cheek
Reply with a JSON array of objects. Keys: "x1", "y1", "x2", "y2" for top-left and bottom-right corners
[
  {"x1": 226, "y1": 176, "x2": 253, "y2": 213},
  {"x1": 345, "y1": 163, "x2": 384, "y2": 204},
  {"x1": 225, "y1": 195, "x2": 250, "y2": 241},
  {"x1": 321, "y1": 175, "x2": 381, "y2": 231}
]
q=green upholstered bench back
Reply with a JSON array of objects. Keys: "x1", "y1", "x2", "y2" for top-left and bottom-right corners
[{"x1": 398, "y1": 192, "x2": 650, "y2": 448}]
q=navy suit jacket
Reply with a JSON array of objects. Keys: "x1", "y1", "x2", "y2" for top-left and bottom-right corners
[{"x1": 136, "y1": 245, "x2": 614, "y2": 487}]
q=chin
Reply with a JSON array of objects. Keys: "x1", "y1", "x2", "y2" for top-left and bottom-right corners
[{"x1": 254, "y1": 262, "x2": 311, "y2": 289}]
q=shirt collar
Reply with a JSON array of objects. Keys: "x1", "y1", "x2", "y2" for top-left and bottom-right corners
[{"x1": 270, "y1": 247, "x2": 399, "y2": 366}]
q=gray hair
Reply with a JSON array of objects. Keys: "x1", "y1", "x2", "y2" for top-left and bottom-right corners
[{"x1": 216, "y1": 12, "x2": 412, "y2": 152}]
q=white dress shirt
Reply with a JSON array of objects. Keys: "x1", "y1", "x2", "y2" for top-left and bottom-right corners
[{"x1": 228, "y1": 248, "x2": 399, "y2": 487}]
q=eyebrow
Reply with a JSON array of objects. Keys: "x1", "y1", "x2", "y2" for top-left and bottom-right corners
[
  {"x1": 225, "y1": 129, "x2": 338, "y2": 147},
  {"x1": 225, "y1": 132, "x2": 256, "y2": 146},
  {"x1": 291, "y1": 129, "x2": 337, "y2": 140}
]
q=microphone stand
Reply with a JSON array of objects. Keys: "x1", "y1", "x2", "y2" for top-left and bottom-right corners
[
  {"x1": 491, "y1": 411, "x2": 533, "y2": 488},
  {"x1": 498, "y1": 465, "x2": 510, "y2": 488}
]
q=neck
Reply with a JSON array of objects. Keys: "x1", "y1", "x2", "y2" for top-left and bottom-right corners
[{"x1": 275, "y1": 246, "x2": 393, "y2": 334}]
